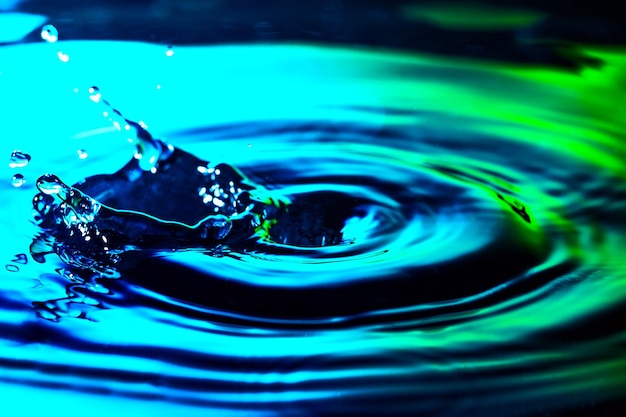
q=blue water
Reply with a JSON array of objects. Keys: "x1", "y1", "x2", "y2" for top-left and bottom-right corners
[{"x1": 1, "y1": 39, "x2": 625, "y2": 416}]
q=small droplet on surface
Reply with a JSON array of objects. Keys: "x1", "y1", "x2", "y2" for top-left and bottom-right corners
[
  {"x1": 41, "y1": 25, "x2": 58, "y2": 43},
  {"x1": 88, "y1": 86, "x2": 101, "y2": 103},
  {"x1": 77, "y1": 149, "x2": 88, "y2": 160},
  {"x1": 11, "y1": 174, "x2": 25, "y2": 187},
  {"x1": 165, "y1": 46, "x2": 174, "y2": 57},
  {"x1": 9, "y1": 151, "x2": 31, "y2": 168}
]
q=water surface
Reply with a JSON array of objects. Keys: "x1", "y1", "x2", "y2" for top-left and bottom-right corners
[{"x1": 1, "y1": 40, "x2": 625, "y2": 416}]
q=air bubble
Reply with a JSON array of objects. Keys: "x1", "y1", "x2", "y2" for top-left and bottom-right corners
[
  {"x1": 77, "y1": 150, "x2": 88, "y2": 160},
  {"x1": 41, "y1": 25, "x2": 58, "y2": 43},
  {"x1": 9, "y1": 151, "x2": 31, "y2": 168},
  {"x1": 11, "y1": 174, "x2": 25, "y2": 187}
]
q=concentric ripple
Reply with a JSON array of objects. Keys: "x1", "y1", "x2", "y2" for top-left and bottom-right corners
[{"x1": 1, "y1": 41, "x2": 625, "y2": 416}]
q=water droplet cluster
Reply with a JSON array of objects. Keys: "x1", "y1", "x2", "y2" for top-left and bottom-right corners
[
  {"x1": 87, "y1": 86, "x2": 173, "y2": 173},
  {"x1": 40, "y1": 24, "x2": 70, "y2": 62},
  {"x1": 8, "y1": 150, "x2": 31, "y2": 187},
  {"x1": 196, "y1": 164, "x2": 253, "y2": 215}
]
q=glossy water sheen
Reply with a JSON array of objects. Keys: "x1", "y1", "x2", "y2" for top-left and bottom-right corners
[{"x1": 1, "y1": 41, "x2": 625, "y2": 416}]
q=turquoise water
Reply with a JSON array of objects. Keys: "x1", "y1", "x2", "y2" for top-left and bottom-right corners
[{"x1": 1, "y1": 40, "x2": 625, "y2": 416}]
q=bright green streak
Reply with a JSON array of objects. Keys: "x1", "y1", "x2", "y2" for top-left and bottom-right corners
[{"x1": 400, "y1": 3, "x2": 546, "y2": 30}]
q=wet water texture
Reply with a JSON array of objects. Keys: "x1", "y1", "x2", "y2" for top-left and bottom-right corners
[{"x1": 1, "y1": 39, "x2": 625, "y2": 416}]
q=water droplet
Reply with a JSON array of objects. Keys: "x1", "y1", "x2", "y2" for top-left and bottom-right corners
[
  {"x1": 77, "y1": 150, "x2": 88, "y2": 159},
  {"x1": 88, "y1": 86, "x2": 101, "y2": 103},
  {"x1": 57, "y1": 50, "x2": 70, "y2": 62},
  {"x1": 34, "y1": 174, "x2": 101, "y2": 227},
  {"x1": 9, "y1": 151, "x2": 31, "y2": 168},
  {"x1": 36, "y1": 174, "x2": 66, "y2": 196},
  {"x1": 41, "y1": 25, "x2": 58, "y2": 43},
  {"x1": 11, "y1": 174, "x2": 25, "y2": 187},
  {"x1": 165, "y1": 46, "x2": 174, "y2": 57},
  {"x1": 200, "y1": 215, "x2": 232, "y2": 240}
]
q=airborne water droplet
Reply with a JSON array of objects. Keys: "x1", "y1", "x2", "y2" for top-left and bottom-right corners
[
  {"x1": 88, "y1": 86, "x2": 101, "y2": 103},
  {"x1": 11, "y1": 174, "x2": 25, "y2": 187},
  {"x1": 77, "y1": 149, "x2": 88, "y2": 160},
  {"x1": 41, "y1": 25, "x2": 58, "y2": 43},
  {"x1": 9, "y1": 151, "x2": 31, "y2": 168},
  {"x1": 57, "y1": 51, "x2": 70, "y2": 63},
  {"x1": 165, "y1": 45, "x2": 174, "y2": 57},
  {"x1": 85, "y1": 88, "x2": 173, "y2": 173}
]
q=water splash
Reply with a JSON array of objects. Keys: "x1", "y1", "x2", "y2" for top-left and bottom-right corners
[{"x1": 87, "y1": 86, "x2": 175, "y2": 173}]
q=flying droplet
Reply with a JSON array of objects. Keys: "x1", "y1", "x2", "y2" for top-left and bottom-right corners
[
  {"x1": 77, "y1": 149, "x2": 88, "y2": 160},
  {"x1": 9, "y1": 151, "x2": 31, "y2": 168},
  {"x1": 57, "y1": 51, "x2": 70, "y2": 62},
  {"x1": 165, "y1": 46, "x2": 174, "y2": 57},
  {"x1": 11, "y1": 174, "x2": 25, "y2": 187},
  {"x1": 88, "y1": 86, "x2": 101, "y2": 103},
  {"x1": 41, "y1": 25, "x2": 58, "y2": 43}
]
